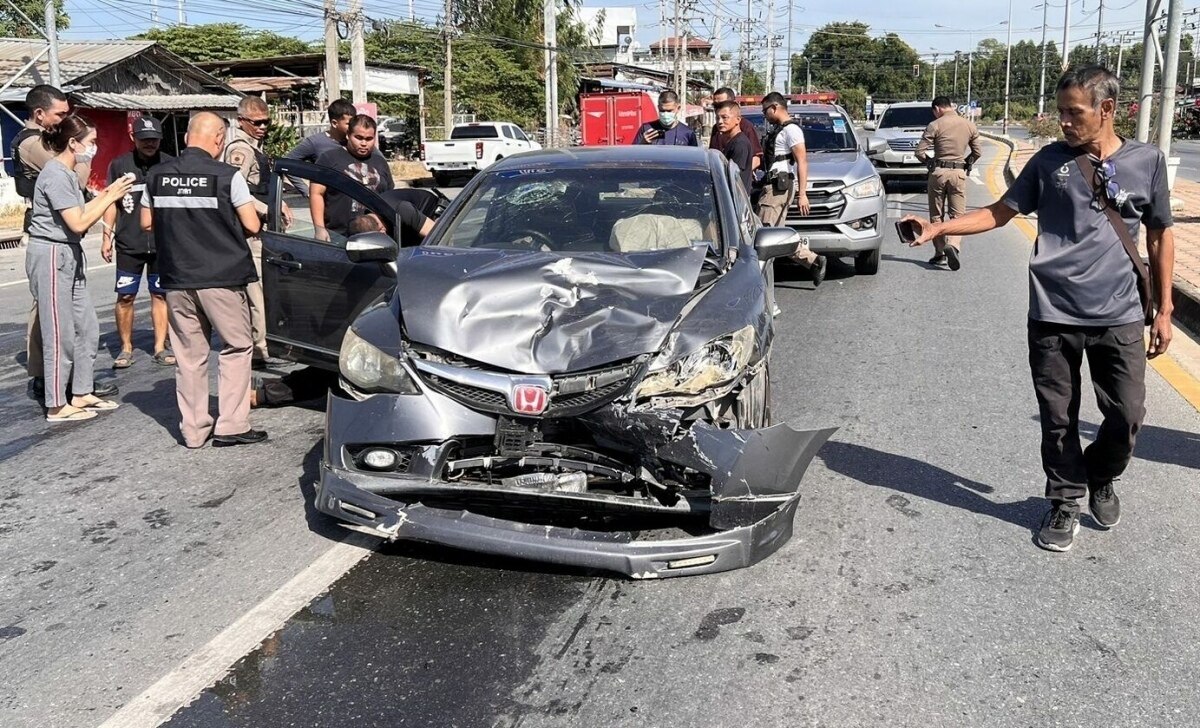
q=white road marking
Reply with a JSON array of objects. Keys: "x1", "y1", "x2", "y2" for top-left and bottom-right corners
[
  {"x1": 0, "y1": 261, "x2": 116, "y2": 289},
  {"x1": 96, "y1": 532, "x2": 377, "y2": 728}
]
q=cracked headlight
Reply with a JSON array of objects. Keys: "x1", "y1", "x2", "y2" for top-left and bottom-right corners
[
  {"x1": 636, "y1": 325, "x2": 756, "y2": 399},
  {"x1": 339, "y1": 328, "x2": 420, "y2": 394},
  {"x1": 844, "y1": 176, "x2": 883, "y2": 199}
]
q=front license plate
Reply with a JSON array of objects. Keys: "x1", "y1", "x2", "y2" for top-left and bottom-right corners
[
  {"x1": 798, "y1": 236, "x2": 811, "y2": 249},
  {"x1": 903, "y1": 154, "x2": 918, "y2": 164}
]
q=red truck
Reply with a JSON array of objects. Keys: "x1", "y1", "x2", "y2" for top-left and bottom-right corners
[{"x1": 578, "y1": 90, "x2": 659, "y2": 146}]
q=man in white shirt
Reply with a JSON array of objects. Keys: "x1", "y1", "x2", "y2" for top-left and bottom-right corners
[{"x1": 758, "y1": 92, "x2": 826, "y2": 286}]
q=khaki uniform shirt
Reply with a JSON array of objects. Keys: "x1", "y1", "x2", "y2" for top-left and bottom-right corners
[
  {"x1": 916, "y1": 113, "x2": 982, "y2": 166},
  {"x1": 17, "y1": 120, "x2": 91, "y2": 197},
  {"x1": 223, "y1": 127, "x2": 268, "y2": 217}
]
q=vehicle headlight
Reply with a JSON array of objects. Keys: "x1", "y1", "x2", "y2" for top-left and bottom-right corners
[
  {"x1": 635, "y1": 325, "x2": 756, "y2": 399},
  {"x1": 339, "y1": 328, "x2": 420, "y2": 394},
  {"x1": 844, "y1": 177, "x2": 883, "y2": 199}
]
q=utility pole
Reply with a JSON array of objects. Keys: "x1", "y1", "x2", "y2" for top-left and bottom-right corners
[
  {"x1": 348, "y1": 0, "x2": 367, "y2": 104},
  {"x1": 45, "y1": 0, "x2": 59, "y2": 87},
  {"x1": 743, "y1": 0, "x2": 751, "y2": 91},
  {"x1": 765, "y1": 0, "x2": 774, "y2": 92},
  {"x1": 673, "y1": 0, "x2": 681, "y2": 100},
  {"x1": 1062, "y1": 0, "x2": 1071, "y2": 70},
  {"x1": 966, "y1": 49, "x2": 973, "y2": 118},
  {"x1": 324, "y1": 0, "x2": 341, "y2": 106},
  {"x1": 177, "y1": 0, "x2": 185, "y2": 24},
  {"x1": 1003, "y1": 0, "x2": 1013, "y2": 134},
  {"x1": 1157, "y1": 0, "x2": 1184, "y2": 170},
  {"x1": 443, "y1": 0, "x2": 453, "y2": 132},
  {"x1": 931, "y1": 53, "x2": 939, "y2": 99},
  {"x1": 544, "y1": 0, "x2": 558, "y2": 147},
  {"x1": 1038, "y1": 0, "x2": 1049, "y2": 115},
  {"x1": 1136, "y1": 0, "x2": 1162, "y2": 143},
  {"x1": 1095, "y1": 0, "x2": 1105, "y2": 62},
  {"x1": 786, "y1": 0, "x2": 793, "y2": 93},
  {"x1": 954, "y1": 51, "x2": 960, "y2": 97},
  {"x1": 805, "y1": 55, "x2": 811, "y2": 93}
]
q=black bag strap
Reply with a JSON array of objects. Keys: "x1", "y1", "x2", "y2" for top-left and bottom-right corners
[{"x1": 1073, "y1": 150, "x2": 1155, "y2": 325}]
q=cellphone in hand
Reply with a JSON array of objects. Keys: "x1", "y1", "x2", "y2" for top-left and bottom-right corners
[{"x1": 895, "y1": 219, "x2": 918, "y2": 244}]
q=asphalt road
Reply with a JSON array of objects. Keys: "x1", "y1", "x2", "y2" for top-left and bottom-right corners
[{"x1": 4, "y1": 143, "x2": 1200, "y2": 727}]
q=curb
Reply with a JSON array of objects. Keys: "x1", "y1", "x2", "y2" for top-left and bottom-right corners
[{"x1": 979, "y1": 130, "x2": 1200, "y2": 338}]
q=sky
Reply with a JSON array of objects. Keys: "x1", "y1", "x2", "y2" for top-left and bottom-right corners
[{"x1": 58, "y1": 0, "x2": 1189, "y2": 61}]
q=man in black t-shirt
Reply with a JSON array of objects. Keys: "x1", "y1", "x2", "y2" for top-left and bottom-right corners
[
  {"x1": 715, "y1": 101, "x2": 754, "y2": 193},
  {"x1": 101, "y1": 116, "x2": 174, "y2": 368},
  {"x1": 310, "y1": 114, "x2": 395, "y2": 237}
]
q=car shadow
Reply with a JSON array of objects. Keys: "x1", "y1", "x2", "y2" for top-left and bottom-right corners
[
  {"x1": 818, "y1": 440, "x2": 1043, "y2": 535},
  {"x1": 297, "y1": 437, "x2": 355, "y2": 542}
]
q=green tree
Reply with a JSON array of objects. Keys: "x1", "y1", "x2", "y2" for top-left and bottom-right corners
[
  {"x1": 740, "y1": 66, "x2": 765, "y2": 96},
  {"x1": 133, "y1": 23, "x2": 313, "y2": 63},
  {"x1": 0, "y1": 0, "x2": 67, "y2": 38},
  {"x1": 797, "y1": 23, "x2": 922, "y2": 101}
]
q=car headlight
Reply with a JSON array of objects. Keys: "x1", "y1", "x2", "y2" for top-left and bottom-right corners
[
  {"x1": 844, "y1": 177, "x2": 883, "y2": 199},
  {"x1": 636, "y1": 325, "x2": 756, "y2": 399},
  {"x1": 339, "y1": 328, "x2": 420, "y2": 394}
]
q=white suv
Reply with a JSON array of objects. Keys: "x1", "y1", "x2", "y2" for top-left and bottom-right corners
[{"x1": 865, "y1": 101, "x2": 936, "y2": 187}]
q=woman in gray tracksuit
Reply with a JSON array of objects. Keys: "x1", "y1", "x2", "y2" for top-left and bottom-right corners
[{"x1": 27, "y1": 115, "x2": 133, "y2": 422}]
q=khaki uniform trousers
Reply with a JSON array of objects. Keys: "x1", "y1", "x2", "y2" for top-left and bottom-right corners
[
  {"x1": 758, "y1": 183, "x2": 817, "y2": 266},
  {"x1": 927, "y1": 167, "x2": 968, "y2": 254},
  {"x1": 246, "y1": 236, "x2": 268, "y2": 360},
  {"x1": 166, "y1": 287, "x2": 253, "y2": 448}
]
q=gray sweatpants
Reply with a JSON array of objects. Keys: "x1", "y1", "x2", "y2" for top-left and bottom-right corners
[{"x1": 26, "y1": 240, "x2": 98, "y2": 408}]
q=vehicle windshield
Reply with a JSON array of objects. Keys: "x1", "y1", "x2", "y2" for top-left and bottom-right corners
[
  {"x1": 741, "y1": 110, "x2": 856, "y2": 151},
  {"x1": 450, "y1": 125, "x2": 501, "y2": 139},
  {"x1": 435, "y1": 166, "x2": 720, "y2": 255},
  {"x1": 879, "y1": 106, "x2": 935, "y2": 128}
]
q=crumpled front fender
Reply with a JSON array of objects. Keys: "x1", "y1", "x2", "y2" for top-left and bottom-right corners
[{"x1": 655, "y1": 421, "x2": 837, "y2": 529}]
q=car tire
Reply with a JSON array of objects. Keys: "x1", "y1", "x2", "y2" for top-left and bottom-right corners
[
  {"x1": 433, "y1": 172, "x2": 453, "y2": 187},
  {"x1": 855, "y1": 248, "x2": 881, "y2": 275}
]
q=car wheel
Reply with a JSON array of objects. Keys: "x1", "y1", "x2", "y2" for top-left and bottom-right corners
[
  {"x1": 433, "y1": 172, "x2": 452, "y2": 187},
  {"x1": 734, "y1": 362, "x2": 772, "y2": 429},
  {"x1": 855, "y1": 248, "x2": 881, "y2": 275}
]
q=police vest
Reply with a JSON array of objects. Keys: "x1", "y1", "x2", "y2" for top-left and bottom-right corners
[
  {"x1": 148, "y1": 148, "x2": 257, "y2": 290},
  {"x1": 761, "y1": 119, "x2": 798, "y2": 171},
  {"x1": 10, "y1": 127, "x2": 43, "y2": 199},
  {"x1": 224, "y1": 137, "x2": 270, "y2": 203}
]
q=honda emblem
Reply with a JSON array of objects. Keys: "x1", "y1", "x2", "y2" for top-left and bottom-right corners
[{"x1": 510, "y1": 384, "x2": 548, "y2": 415}]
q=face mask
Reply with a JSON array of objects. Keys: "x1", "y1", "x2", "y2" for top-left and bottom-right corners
[
  {"x1": 75, "y1": 143, "x2": 97, "y2": 162},
  {"x1": 658, "y1": 111, "x2": 676, "y2": 126}
]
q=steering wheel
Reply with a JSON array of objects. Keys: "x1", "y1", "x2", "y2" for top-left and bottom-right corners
[{"x1": 509, "y1": 228, "x2": 555, "y2": 250}]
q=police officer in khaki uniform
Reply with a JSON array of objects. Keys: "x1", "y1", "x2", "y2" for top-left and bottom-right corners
[
  {"x1": 223, "y1": 97, "x2": 291, "y2": 368},
  {"x1": 916, "y1": 96, "x2": 982, "y2": 271}
]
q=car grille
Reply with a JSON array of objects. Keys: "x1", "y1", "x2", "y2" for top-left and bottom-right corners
[
  {"x1": 887, "y1": 138, "x2": 920, "y2": 151},
  {"x1": 419, "y1": 360, "x2": 640, "y2": 418},
  {"x1": 789, "y1": 180, "x2": 846, "y2": 221}
]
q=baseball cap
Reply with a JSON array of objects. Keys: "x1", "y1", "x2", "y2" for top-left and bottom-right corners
[{"x1": 133, "y1": 116, "x2": 163, "y2": 139}]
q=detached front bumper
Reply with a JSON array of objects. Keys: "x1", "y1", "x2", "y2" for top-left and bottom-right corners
[{"x1": 316, "y1": 390, "x2": 836, "y2": 579}]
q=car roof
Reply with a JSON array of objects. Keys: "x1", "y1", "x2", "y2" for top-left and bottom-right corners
[{"x1": 489, "y1": 145, "x2": 712, "y2": 171}]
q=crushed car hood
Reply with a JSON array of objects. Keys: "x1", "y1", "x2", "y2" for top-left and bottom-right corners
[{"x1": 394, "y1": 246, "x2": 708, "y2": 373}]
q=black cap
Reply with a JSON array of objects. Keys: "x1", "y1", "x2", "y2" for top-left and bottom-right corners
[{"x1": 132, "y1": 116, "x2": 163, "y2": 139}]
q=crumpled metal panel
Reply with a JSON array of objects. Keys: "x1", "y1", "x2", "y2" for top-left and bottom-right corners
[{"x1": 394, "y1": 246, "x2": 706, "y2": 374}]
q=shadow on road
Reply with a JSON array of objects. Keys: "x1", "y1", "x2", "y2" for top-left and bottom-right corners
[
  {"x1": 818, "y1": 440, "x2": 1043, "y2": 533},
  {"x1": 296, "y1": 438, "x2": 353, "y2": 542},
  {"x1": 881, "y1": 253, "x2": 946, "y2": 270},
  {"x1": 121, "y1": 376, "x2": 183, "y2": 444},
  {"x1": 1073, "y1": 419, "x2": 1200, "y2": 471}
]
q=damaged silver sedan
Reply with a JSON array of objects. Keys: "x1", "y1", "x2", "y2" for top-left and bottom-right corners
[{"x1": 263, "y1": 147, "x2": 835, "y2": 579}]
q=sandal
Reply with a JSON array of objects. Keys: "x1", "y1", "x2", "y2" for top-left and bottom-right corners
[
  {"x1": 113, "y1": 350, "x2": 134, "y2": 369},
  {"x1": 47, "y1": 406, "x2": 98, "y2": 423},
  {"x1": 73, "y1": 395, "x2": 120, "y2": 412},
  {"x1": 153, "y1": 349, "x2": 177, "y2": 366}
]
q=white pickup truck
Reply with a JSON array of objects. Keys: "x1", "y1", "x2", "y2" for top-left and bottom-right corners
[{"x1": 420, "y1": 122, "x2": 541, "y2": 185}]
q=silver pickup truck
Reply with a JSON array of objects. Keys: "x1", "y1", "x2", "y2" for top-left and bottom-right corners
[{"x1": 863, "y1": 101, "x2": 936, "y2": 189}]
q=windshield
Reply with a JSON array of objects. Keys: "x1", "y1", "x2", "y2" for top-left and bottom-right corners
[
  {"x1": 879, "y1": 106, "x2": 935, "y2": 128},
  {"x1": 740, "y1": 110, "x2": 856, "y2": 151},
  {"x1": 450, "y1": 125, "x2": 501, "y2": 139},
  {"x1": 435, "y1": 166, "x2": 720, "y2": 254}
]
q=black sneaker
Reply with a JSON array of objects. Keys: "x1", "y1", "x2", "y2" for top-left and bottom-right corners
[
  {"x1": 929, "y1": 253, "x2": 947, "y2": 266},
  {"x1": 811, "y1": 255, "x2": 827, "y2": 287},
  {"x1": 944, "y1": 246, "x2": 962, "y2": 271},
  {"x1": 1036, "y1": 504, "x2": 1080, "y2": 552},
  {"x1": 1088, "y1": 479, "x2": 1121, "y2": 529},
  {"x1": 213, "y1": 429, "x2": 269, "y2": 447}
]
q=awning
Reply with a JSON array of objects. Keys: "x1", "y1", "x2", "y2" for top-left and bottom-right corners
[
  {"x1": 229, "y1": 76, "x2": 320, "y2": 93},
  {"x1": 683, "y1": 104, "x2": 705, "y2": 119},
  {"x1": 73, "y1": 92, "x2": 242, "y2": 110}
]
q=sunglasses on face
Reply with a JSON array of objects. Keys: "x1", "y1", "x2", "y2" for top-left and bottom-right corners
[
  {"x1": 240, "y1": 117, "x2": 271, "y2": 128},
  {"x1": 763, "y1": 103, "x2": 779, "y2": 114}
]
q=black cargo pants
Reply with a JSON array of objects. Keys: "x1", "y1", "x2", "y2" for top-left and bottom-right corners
[{"x1": 1027, "y1": 319, "x2": 1147, "y2": 507}]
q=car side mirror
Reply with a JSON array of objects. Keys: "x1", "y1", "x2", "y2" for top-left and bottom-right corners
[
  {"x1": 863, "y1": 121, "x2": 877, "y2": 131},
  {"x1": 866, "y1": 139, "x2": 887, "y2": 157},
  {"x1": 753, "y1": 227, "x2": 801, "y2": 261},
  {"x1": 346, "y1": 231, "x2": 399, "y2": 263}
]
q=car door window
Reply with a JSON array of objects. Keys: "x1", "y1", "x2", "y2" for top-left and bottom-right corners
[
  {"x1": 501, "y1": 125, "x2": 515, "y2": 140},
  {"x1": 271, "y1": 161, "x2": 395, "y2": 248},
  {"x1": 512, "y1": 127, "x2": 530, "y2": 142},
  {"x1": 729, "y1": 163, "x2": 758, "y2": 240}
]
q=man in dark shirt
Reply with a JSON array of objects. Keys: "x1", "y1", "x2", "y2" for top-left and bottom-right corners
[
  {"x1": 633, "y1": 90, "x2": 698, "y2": 146},
  {"x1": 311, "y1": 114, "x2": 395, "y2": 237},
  {"x1": 708, "y1": 87, "x2": 762, "y2": 174},
  {"x1": 900, "y1": 66, "x2": 1175, "y2": 553},
  {"x1": 715, "y1": 101, "x2": 754, "y2": 193},
  {"x1": 283, "y1": 99, "x2": 385, "y2": 196},
  {"x1": 101, "y1": 115, "x2": 173, "y2": 368}
]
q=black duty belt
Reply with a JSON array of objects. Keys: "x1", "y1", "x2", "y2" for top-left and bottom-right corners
[{"x1": 933, "y1": 160, "x2": 968, "y2": 170}]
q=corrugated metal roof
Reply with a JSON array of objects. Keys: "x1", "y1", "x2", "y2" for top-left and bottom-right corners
[
  {"x1": 229, "y1": 76, "x2": 320, "y2": 93},
  {"x1": 0, "y1": 39, "x2": 154, "y2": 83},
  {"x1": 73, "y1": 92, "x2": 241, "y2": 110}
]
